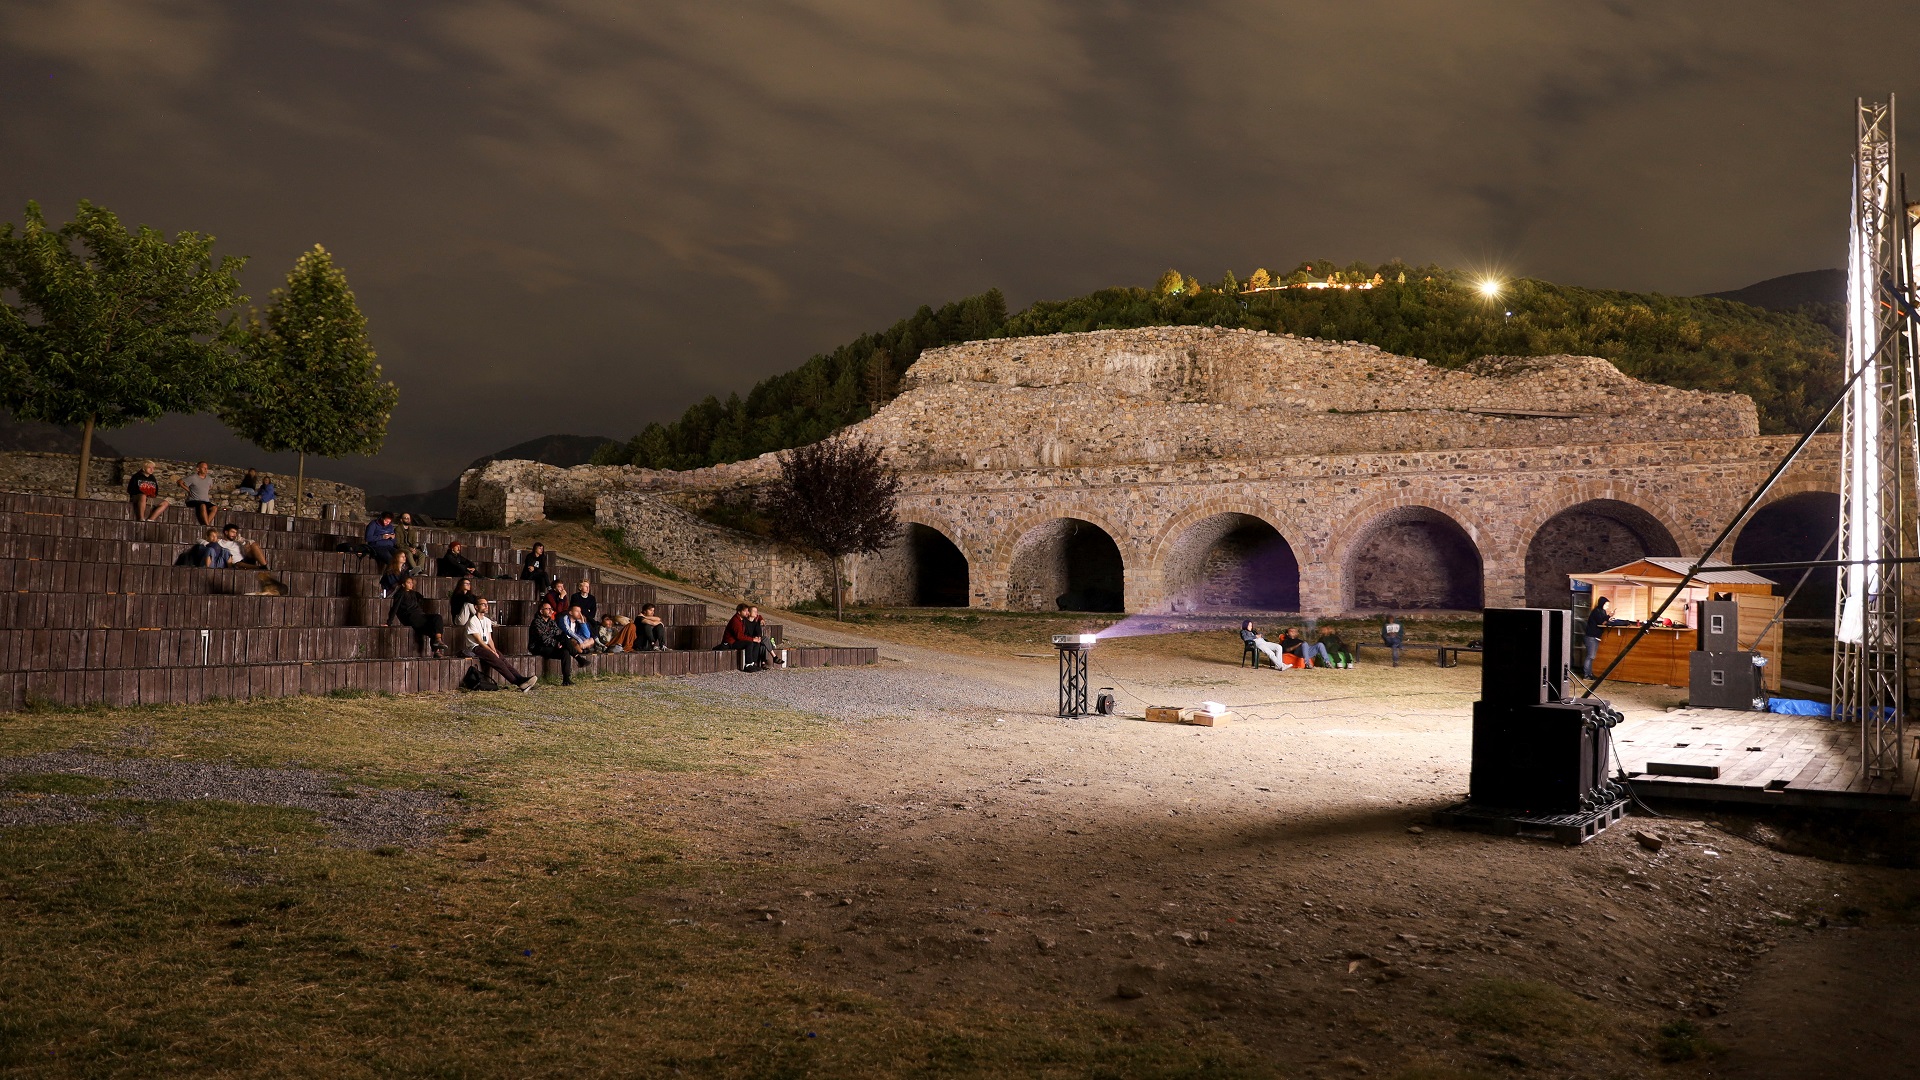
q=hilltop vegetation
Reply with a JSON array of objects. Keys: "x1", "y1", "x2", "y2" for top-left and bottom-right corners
[{"x1": 596, "y1": 262, "x2": 1842, "y2": 470}]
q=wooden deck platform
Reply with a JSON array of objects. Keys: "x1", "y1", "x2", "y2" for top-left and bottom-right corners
[{"x1": 1613, "y1": 709, "x2": 1920, "y2": 809}]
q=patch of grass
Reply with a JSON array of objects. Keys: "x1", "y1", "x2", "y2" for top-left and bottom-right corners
[
  {"x1": 1654, "y1": 1019, "x2": 1724, "y2": 1063},
  {"x1": 0, "y1": 683, "x2": 1276, "y2": 1076},
  {"x1": 1434, "y1": 977, "x2": 1611, "y2": 1072},
  {"x1": 5, "y1": 773, "x2": 119, "y2": 796}
]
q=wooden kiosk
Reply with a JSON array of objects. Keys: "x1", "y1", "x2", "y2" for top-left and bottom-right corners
[{"x1": 1569, "y1": 557, "x2": 1783, "y2": 692}]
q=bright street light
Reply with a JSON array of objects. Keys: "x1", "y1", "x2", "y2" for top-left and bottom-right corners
[{"x1": 1478, "y1": 278, "x2": 1502, "y2": 298}]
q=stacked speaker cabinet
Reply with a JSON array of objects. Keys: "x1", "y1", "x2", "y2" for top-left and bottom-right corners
[
  {"x1": 1469, "y1": 607, "x2": 1623, "y2": 814},
  {"x1": 1688, "y1": 600, "x2": 1763, "y2": 711}
]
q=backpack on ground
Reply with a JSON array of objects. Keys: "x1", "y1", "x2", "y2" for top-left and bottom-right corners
[{"x1": 460, "y1": 665, "x2": 501, "y2": 692}]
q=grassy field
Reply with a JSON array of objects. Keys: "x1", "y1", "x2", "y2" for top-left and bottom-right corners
[{"x1": 0, "y1": 677, "x2": 1274, "y2": 1078}]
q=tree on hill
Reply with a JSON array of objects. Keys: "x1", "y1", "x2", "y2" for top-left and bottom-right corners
[
  {"x1": 0, "y1": 201, "x2": 246, "y2": 498},
  {"x1": 1153, "y1": 268, "x2": 1185, "y2": 296},
  {"x1": 763, "y1": 436, "x2": 901, "y2": 621},
  {"x1": 220, "y1": 245, "x2": 397, "y2": 515}
]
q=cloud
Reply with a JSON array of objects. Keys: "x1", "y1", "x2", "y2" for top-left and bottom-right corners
[{"x1": 1, "y1": 0, "x2": 227, "y2": 86}]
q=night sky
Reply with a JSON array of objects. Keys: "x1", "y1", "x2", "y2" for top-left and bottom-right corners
[{"x1": 2, "y1": 2, "x2": 1915, "y2": 495}]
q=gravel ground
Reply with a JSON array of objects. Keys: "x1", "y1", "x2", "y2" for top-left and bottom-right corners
[
  {"x1": 675, "y1": 663, "x2": 1051, "y2": 723},
  {"x1": 0, "y1": 750, "x2": 456, "y2": 849}
]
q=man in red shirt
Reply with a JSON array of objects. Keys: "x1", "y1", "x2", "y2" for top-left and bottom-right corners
[{"x1": 720, "y1": 602, "x2": 768, "y2": 670}]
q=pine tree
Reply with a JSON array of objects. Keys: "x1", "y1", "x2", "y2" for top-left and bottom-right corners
[
  {"x1": 220, "y1": 245, "x2": 397, "y2": 515},
  {"x1": 0, "y1": 201, "x2": 246, "y2": 497}
]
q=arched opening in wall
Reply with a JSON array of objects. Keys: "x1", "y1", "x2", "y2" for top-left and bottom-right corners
[
  {"x1": 908, "y1": 524, "x2": 970, "y2": 607},
  {"x1": 1524, "y1": 500, "x2": 1681, "y2": 607},
  {"x1": 1733, "y1": 492, "x2": 1840, "y2": 617},
  {"x1": 1161, "y1": 513, "x2": 1300, "y2": 611},
  {"x1": 1006, "y1": 518, "x2": 1126, "y2": 612},
  {"x1": 1346, "y1": 507, "x2": 1483, "y2": 611}
]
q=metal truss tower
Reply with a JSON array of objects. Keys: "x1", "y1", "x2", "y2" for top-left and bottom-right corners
[{"x1": 1833, "y1": 97, "x2": 1917, "y2": 780}]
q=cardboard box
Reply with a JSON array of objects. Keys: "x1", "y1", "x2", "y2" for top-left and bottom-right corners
[{"x1": 1144, "y1": 706, "x2": 1227, "y2": 727}]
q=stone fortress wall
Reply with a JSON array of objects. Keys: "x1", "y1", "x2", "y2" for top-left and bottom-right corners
[
  {"x1": 0, "y1": 451, "x2": 366, "y2": 521},
  {"x1": 461, "y1": 327, "x2": 1838, "y2": 615}
]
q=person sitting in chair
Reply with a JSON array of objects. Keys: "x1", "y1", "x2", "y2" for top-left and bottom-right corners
[
  {"x1": 1240, "y1": 620, "x2": 1288, "y2": 670},
  {"x1": 1381, "y1": 613, "x2": 1405, "y2": 668}
]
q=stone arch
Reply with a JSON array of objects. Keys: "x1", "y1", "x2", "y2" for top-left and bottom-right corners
[
  {"x1": 903, "y1": 522, "x2": 970, "y2": 606},
  {"x1": 1004, "y1": 517, "x2": 1127, "y2": 612},
  {"x1": 1155, "y1": 509, "x2": 1301, "y2": 612},
  {"x1": 1341, "y1": 504, "x2": 1484, "y2": 611},
  {"x1": 1510, "y1": 482, "x2": 1696, "y2": 564},
  {"x1": 1733, "y1": 486, "x2": 1840, "y2": 618},
  {"x1": 1523, "y1": 499, "x2": 1682, "y2": 607}
]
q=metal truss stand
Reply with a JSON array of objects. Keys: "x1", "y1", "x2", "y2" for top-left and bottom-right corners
[
  {"x1": 1834, "y1": 97, "x2": 1916, "y2": 782},
  {"x1": 1056, "y1": 642, "x2": 1091, "y2": 718}
]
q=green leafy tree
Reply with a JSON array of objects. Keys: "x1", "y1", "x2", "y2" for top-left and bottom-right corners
[
  {"x1": 1248, "y1": 268, "x2": 1272, "y2": 290},
  {"x1": 0, "y1": 200, "x2": 246, "y2": 497},
  {"x1": 220, "y1": 245, "x2": 397, "y2": 515},
  {"x1": 763, "y1": 436, "x2": 901, "y2": 620},
  {"x1": 1153, "y1": 268, "x2": 1185, "y2": 296}
]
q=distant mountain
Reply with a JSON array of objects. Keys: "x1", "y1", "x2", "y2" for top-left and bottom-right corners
[
  {"x1": 371, "y1": 433, "x2": 618, "y2": 522},
  {"x1": 1703, "y1": 269, "x2": 1844, "y2": 312},
  {"x1": 0, "y1": 409, "x2": 122, "y2": 457}
]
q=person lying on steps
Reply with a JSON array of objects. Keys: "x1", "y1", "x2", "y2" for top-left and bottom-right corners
[
  {"x1": 387, "y1": 576, "x2": 449, "y2": 656},
  {"x1": 466, "y1": 598, "x2": 536, "y2": 691},
  {"x1": 216, "y1": 524, "x2": 271, "y2": 568},
  {"x1": 597, "y1": 614, "x2": 637, "y2": 653}
]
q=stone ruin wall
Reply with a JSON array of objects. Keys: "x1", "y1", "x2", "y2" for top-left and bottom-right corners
[
  {"x1": 456, "y1": 326, "x2": 1835, "y2": 616},
  {"x1": 0, "y1": 451, "x2": 366, "y2": 520}
]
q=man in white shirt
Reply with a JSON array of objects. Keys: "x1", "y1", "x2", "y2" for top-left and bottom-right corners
[
  {"x1": 216, "y1": 524, "x2": 270, "y2": 568},
  {"x1": 466, "y1": 598, "x2": 537, "y2": 691}
]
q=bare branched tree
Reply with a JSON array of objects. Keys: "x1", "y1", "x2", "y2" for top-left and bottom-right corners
[{"x1": 764, "y1": 436, "x2": 901, "y2": 620}]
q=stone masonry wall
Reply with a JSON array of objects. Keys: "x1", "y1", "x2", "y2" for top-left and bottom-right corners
[
  {"x1": 0, "y1": 452, "x2": 366, "y2": 520},
  {"x1": 593, "y1": 492, "x2": 832, "y2": 608}
]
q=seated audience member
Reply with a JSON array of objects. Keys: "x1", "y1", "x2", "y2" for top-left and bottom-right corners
[
  {"x1": 217, "y1": 523, "x2": 271, "y2": 568},
  {"x1": 397, "y1": 512, "x2": 426, "y2": 571},
  {"x1": 177, "y1": 460, "x2": 218, "y2": 527},
  {"x1": 437, "y1": 539, "x2": 479, "y2": 578},
  {"x1": 543, "y1": 580, "x2": 573, "y2": 618},
  {"x1": 1381, "y1": 613, "x2": 1405, "y2": 668},
  {"x1": 598, "y1": 614, "x2": 637, "y2": 653},
  {"x1": 256, "y1": 476, "x2": 277, "y2": 514},
  {"x1": 563, "y1": 605, "x2": 597, "y2": 652},
  {"x1": 636, "y1": 603, "x2": 667, "y2": 651},
  {"x1": 1280, "y1": 627, "x2": 1334, "y2": 669},
  {"x1": 447, "y1": 578, "x2": 480, "y2": 657},
  {"x1": 177, "y1": 528, "x2": 230, "y2": 568},
  {"x1": 234, "y1": 469, "x2": 259, "y2": 499},
  {"x1": 529, "y1": 601, "x2": 589, "y2": 686},
  {"x1": 365, "y1": 511, "x2": 398, "y2": 564},
  {"x1": 1321, "y1": 630, "x2": 1355, "y2": 669},
  {"x1": 718, "y1": 602, "x2": 769, "y2": 670},
  {"x1": 521, "y1": 543, "x2": 553, "y2": 595},
  {"x1": 466, "y1": 597, "x2": 536, "y2": 691},
  {"x1": 127, "y1": 460, "x2": 171, "y2": 521},
  {"x1": 378, "y1": 551, "x2": 414, "y2": 598},
  {"x1": 1240, "y1": 620, "x2": 1288, "y2": 670},
  {"x1": 572, "y1": 580, "x2": 597, "y2": 623},
  {"x1": 387, "y1": 576, "x2": 449, "y2": 656}
]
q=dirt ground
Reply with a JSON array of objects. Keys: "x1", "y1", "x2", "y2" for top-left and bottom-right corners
[{"x1": 635, "y1": 614, "x2": 1920, "y2": 1078}]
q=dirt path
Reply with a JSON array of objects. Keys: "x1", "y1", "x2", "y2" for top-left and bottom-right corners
[
  {"x1": 1708, "y1": 925, "x2": 1920, "y2": 1079},
  {"x1": 600, "y1": 634, "x2": 1913, "y2": 1077}
]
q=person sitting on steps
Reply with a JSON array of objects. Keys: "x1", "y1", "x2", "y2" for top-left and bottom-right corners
[
  {"x1": 598, "y1": 614, "x2": 637, "y2": 653},
  {"x1": 572, "y1": 579, "x2": 597, "y2": 623},
  {"x1": 636, "y1": 603, "x2": 667, "y2": 651},
  {"x1": 530, "y1": 600, "x2": 590, "y2": 686},
  {"x1": 365, "y1": 511, "x2": 398, "y2": 565},
  {"x1": 1320, "y1": 629, "x2": 1356, "y2": 669},
  {"x1": 177, "y1": 461, "x2": 218, "y2": 527},
  {"x1": 1240, "y1": 620, "x2": 1288, "y2": 670},
  {"x1": 387, "y1": 576, "x2": 449, "y2": 656},
  {"x1": 127, "y1": 461, "x2": 171, "y2": 521},
  {"x1": 719, "y1": 602, "x2": 769, "y2": 670},
  {"x1": 378, "y1": 551, "x2": 414, "y2": 598},
  {"x1": 216, "y1": 523, "x2": 271, "y2": 568},
  {"x1": 562, "y1": 604, "x2": 597, "y2": 653},
  {"x1": 397, "y1": 513, "x2": 426, "y2": 572},
  {"x1": 437, "y1": 539, "x2": 478, "y2": 578},
  {"x1": 521, "y1": 543, "x2": 553, "y2": 595},
  {"x1": 466, "y1": 597, "x2": 536, "y2": 691},
  {"x1": 448, "y1": 578, "x2": 480, "y2": 657},
  {"x1": 234, "y1": 469, "x2": 259, "y2": 501}
]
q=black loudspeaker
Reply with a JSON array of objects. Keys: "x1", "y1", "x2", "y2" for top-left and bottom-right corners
[
  {"x1": 1469, "y1": 699, "x2": 1623, "y2": 813},
  {"x1": 1482, "y1": 608, "x2": 1551, "y2": 705},
  {"x1": 1696, "y1": 600, "x2": 1740, "y2": 653},
  {"x1": 1544, "y1": 608, "x2": 1573, "y2": 700},
  {"x1": 1689, "y1": 651, "x2": 1762, "y2": 710}
]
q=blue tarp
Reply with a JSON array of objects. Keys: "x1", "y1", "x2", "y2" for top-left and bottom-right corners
[{"x1": 1767, "y1": 698, "x2": 1831, "y2": 716}]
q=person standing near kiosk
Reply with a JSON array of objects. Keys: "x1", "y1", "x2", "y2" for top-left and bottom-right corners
[{"x1": 1582, "y1": 596, "x2": 1611, "y2": 679}]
